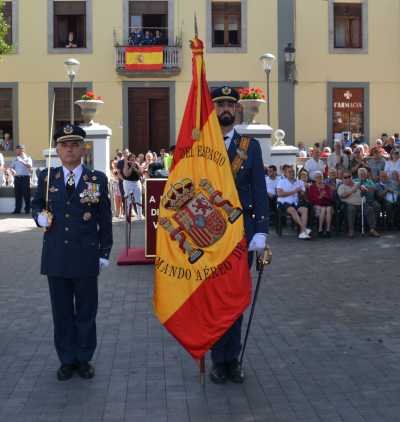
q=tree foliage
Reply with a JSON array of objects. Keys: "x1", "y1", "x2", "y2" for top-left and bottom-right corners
[{"x1": 0, "y1": 0, "x2": 12, "y2": 56}]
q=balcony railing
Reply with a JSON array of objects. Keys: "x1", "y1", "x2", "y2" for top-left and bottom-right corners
[{"x1": 115, "y1": 45, "x2": 182, "y2": 77}]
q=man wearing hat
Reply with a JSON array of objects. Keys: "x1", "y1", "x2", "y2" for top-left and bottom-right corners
[
  {"x1": 10, "y1": 144, "x2": 33, "y2": 214},
  {"x1": 32, "y1": 124, "x2": 113, "y2": 381},
  {"x1": 210, "y1": 86, "x2": 268, "y2": 384}
]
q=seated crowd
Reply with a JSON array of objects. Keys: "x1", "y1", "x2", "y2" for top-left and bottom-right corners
[{"x1": 266, "y1": 136, "x2": 400, "y2": 240}]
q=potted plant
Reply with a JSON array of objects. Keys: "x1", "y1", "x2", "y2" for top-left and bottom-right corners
[
  {"x1": 75, "y1": 91, "x2": 104, "y2": 125},
  {"x1": 238, "y1": 88, "x2": 266, "y2": 124}
]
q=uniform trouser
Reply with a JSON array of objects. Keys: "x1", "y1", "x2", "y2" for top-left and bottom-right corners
[
  {"x1": 47, "y1": 276, "x2": 98, "y2": 365},
  {"x1": 14, "y1": 175, "x2": 31, "y2": 213},
  {"x1": 347, "y1": 201, "x2": 379, "y2": 231},
  {"x1": 211, "y1": 252, "x2": 254, "y2": 365}
]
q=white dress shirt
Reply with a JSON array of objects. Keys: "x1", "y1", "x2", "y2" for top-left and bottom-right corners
[
  {"x1": 277, "y1": 178, "x2": 304, "y2": 205},
  {"x1": 265, "y1": 176, "x2": 279, "y2": 196},
  {"x1": 62, "y1": 164, "x2": 83, "y2": 186},
  {"x1": 384, "y1": 159, "x2": 400, "y2": 176},
  {"x1": 223, "y1": 128, "x2": 235, "y2": 150},
  {"x1": 304, "y1": 158, "x2": 325, "y2": 180}
]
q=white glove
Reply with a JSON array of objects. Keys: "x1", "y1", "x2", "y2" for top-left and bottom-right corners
[
  {"x1": 37, "y1": 213, "x2": 50, "y2": 228},
  {"x1": 248, "y1": 233, "x2": 267, "y2": 252},
  {"x1": 99, "y1": 258, "x2": 110, "y2": 271}
]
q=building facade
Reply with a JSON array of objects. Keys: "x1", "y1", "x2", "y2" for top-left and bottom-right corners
[{"x1": 0, "y1": 0, "x2": 398, "y2": 160}]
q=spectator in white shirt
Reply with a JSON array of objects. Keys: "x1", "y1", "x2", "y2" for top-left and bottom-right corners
[
  {"x1": 265, "y1": 165, "x2": 278, "y2": 199},
  {"x1": 0, "y1": 151, "x2": 4, "y2": 186},
  {"x1": 304, "y1": 148, "x2": 326, "y2": 180},
  {"x1": 384, "y1": 149, "x2": 400, "y2": 176},
  {"x1": 265, "y1": 165, "x2": 278, "y2": 218},
  {"x1": 277, "y1": 167, "x2": 311, "y2": 239},
  {"x1": 327, "y1": 141, "x2": 350, "y2": 171}
]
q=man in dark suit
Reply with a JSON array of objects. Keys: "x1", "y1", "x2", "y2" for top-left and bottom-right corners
[
  {"x1": 32, "y1": 124, "x2": 113, "y2": 381},
  {"x1": 210, "y1": 86, "x2": 269, "y2": 384}
]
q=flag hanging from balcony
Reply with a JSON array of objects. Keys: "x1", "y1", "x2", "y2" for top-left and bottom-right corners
[
  {"x1": 125, "y1": 46, "x2": 163, "y2": 70},
  {"x1": 154, "y1": 37, "x2": 251, "y2": 360}
]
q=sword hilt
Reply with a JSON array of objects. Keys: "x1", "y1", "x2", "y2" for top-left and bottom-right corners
[{"x1": 256, "y1": 246, "x2": 272, "y2": 271}]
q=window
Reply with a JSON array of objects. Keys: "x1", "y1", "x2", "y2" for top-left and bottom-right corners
[
  {"x1": 332, "y1": 87, "x2": 364, "y2": 141},
  {"x1": 334, "y1": 3, "x2": 362, "y2": 49},
  {"x1": 53, "y1": 87, "x2": 87, "y2": 131},
  {"x1": 2, "y1": 1, "x2": 12, "y2": 46},
  {"x1": 128, "y1": 1, "x2": 168, "y2": 45},
  {"x1": 212, "y1": 2, "x2": 241, "y2": 48},
  {"x1": 53, "y1": 1, "x2": 86, "y2": 48},
  {"x1": 0, "y1": 87, "x2": 15, "y2": 153}
]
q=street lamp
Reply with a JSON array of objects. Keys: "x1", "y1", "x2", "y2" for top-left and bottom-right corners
[
  {"x1": 64, "y1": 58, "x2": 80, "y2": 125},
  {"x1": 284, "y1": 42, "x2": 296, "y2": 82},
  {"x1": 259, "y1": 53, "x2": 276, "y2": 126}
]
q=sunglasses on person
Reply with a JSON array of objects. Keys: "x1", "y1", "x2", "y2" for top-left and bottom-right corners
[{"x1": 343, "y1": 176, "x2": 352, "y2": 179}]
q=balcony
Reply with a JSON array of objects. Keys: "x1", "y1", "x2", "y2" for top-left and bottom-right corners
[{"x1": 115, "y1": 45, "x2": 182, "y2": 77}]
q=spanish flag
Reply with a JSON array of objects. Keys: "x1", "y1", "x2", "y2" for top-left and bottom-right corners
[
  {"x1": 154, "y1": 38, "x2": 251, "y2": 360},
  {"x1": 125, "y1": 46, "x2": 163, "y2": 70}
]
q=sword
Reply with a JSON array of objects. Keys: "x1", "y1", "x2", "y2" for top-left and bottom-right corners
[
  {"x1": 45, "y1": 94, "x2": 56, "y2": 210},
  {"x1": 239, "y1": 246, "x2": 272, "y2": 367},
  {"x1": 41, "y1": 93, "x2": 56, "y2": 230}
]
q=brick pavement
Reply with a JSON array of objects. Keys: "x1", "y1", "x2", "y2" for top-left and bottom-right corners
[{"x1": 0, "y1": 215, "x2": 400, "y2": 422}]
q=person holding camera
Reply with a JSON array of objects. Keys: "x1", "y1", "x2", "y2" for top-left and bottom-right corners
[
  {"x1": 338, "y1": 169, "x2": 379, "y2": 237},
  {"x1": 122, "y1": 153, "x2": 143, "y2": 220}
]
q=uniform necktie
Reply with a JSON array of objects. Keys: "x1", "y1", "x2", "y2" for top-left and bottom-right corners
[{"x1": 66, "y1": 171, "x2": 75, "y2": 196}]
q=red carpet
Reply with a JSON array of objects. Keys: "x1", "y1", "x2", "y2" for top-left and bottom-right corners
[{"x1": 117, "y1": 247, "x2": 155, "y2": 265}]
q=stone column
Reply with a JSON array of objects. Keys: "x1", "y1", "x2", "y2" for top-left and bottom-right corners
[
  {"x1": 235, "y1": 123, "x2": 273, "y2": 164},
  {"x1": 80, "y1": 122, "x2": 112, "y2": 178}
]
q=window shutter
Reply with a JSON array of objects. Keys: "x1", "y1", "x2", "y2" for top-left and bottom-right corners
[
  {"x1": 54, "y1": 1, "x2": 86, "y2": 16},
  {"x1": 0, "y1": 89, "x2": 13, "y2": 121},
  {"x1": 130, "y1": 1, "x2": 168, "y2": 15},
  {"x1": 54, "y1": 87, "x2": 87, "y2": 122}
]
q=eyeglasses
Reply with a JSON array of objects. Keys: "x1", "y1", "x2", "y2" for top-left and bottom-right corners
[{"x1": 343, "y1": 176, "x2": 351, "y2": 179}]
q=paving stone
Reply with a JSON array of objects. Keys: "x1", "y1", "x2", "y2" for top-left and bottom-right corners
[{"x1": 1, "y1": 216, "x2": 400, "y2": 421}]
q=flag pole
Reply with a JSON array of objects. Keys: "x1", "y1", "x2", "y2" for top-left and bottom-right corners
[
  {"x1": 199, "y1": 357, "x2": 205, "y2": 386},
  {"x1": 239, "y1": 247, "x2": 272, "y2": 367}
]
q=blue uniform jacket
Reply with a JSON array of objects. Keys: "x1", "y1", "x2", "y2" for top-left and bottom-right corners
[
  {"x1": 228, "y1": 131, "x2": 269, "y2": 242},
  {"x1": 32, "y1": 166, "x2": 113, "y2": 278}
]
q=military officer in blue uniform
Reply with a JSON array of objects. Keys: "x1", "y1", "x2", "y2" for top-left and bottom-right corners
[
  {"x1": 32, "y1": 125, "x2": 113, "y2": 381},
  {"x1": 210, "y1": 86, "x2": 269, "y2": 384}
]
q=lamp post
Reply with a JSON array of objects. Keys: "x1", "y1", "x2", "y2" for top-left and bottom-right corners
[
  {"x1": 259, "y1": 53, "x2": 276, "y2": 126},
  {"x1": 284, "y1": 42, "x2": 296, "y2": 82},
  {"x1": 64, "y1": 58, "x2": 80, "y2": 125}
]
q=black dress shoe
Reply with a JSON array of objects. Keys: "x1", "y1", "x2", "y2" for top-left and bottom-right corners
[
  {"x1": 227, "y1": 359, "x2": 245, "y2": 383},
  {"x1": 57, "y1": 364, "x2": 75, "y2": 381},
  {"x1": 77, "y1": 362, "x2": 95, "y2": 379},
  {"x1": 209, "y1": 363, "x2": 227, "y2": 384}
]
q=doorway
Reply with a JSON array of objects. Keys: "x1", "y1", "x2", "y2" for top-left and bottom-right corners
[{"x1": 127, "y1": 87, "x2": 170, "y2": 154}]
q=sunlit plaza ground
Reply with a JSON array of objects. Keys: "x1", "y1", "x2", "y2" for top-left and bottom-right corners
[{"x1": 1, "y1": 215, "x2": 400, "y2": 422}]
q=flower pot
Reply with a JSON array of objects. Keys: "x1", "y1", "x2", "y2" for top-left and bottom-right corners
[
  {"x1": 238, "y1": 99, "x2": 266, "y2": 124},
  {"x1": 75, "y1": 100, "x2": 104, "y2": 125}
]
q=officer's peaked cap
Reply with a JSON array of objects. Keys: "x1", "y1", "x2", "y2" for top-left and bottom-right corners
[
  {"x1": 211, "y1": 86, "x2": 239, "y2": 103},
  {"x1": 54, "y1": 124, "x2": 86, "y2": 143}
]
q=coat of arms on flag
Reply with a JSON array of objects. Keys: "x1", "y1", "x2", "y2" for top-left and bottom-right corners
[
  {"x1": 153, "y1": 36, "x2": 252, "y2": 362},
  {"x1": 159, "y1": 178, "x2": 242, "y2": 263}
]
